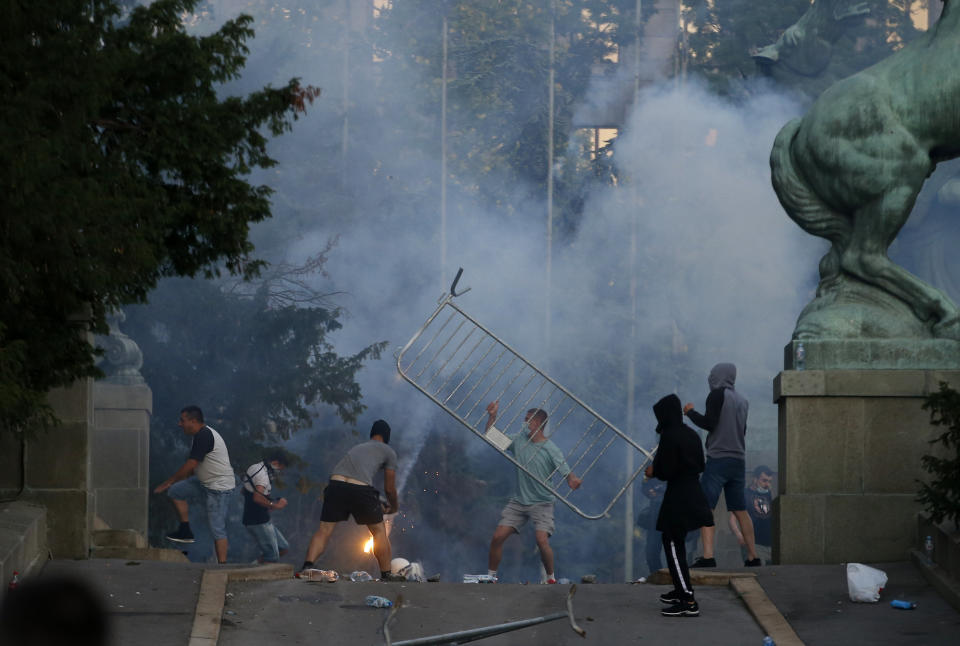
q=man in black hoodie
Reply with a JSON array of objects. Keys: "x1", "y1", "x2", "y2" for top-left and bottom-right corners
[{"x1": 644, "y1": 394, "x2": 714, "y2": 617}]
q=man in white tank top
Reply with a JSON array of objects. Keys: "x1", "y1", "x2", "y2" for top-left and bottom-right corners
[{"x1": 154, "y1": 405, "x2": 236, "y2": 563}]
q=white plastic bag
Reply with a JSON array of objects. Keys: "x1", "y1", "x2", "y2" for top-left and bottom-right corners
[{"x1": 846, "y1": 563, "x2": 888, "y2": 602}]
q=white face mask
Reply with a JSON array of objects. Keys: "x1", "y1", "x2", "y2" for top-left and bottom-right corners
[{"x1": 755, "y1": 487, "x2": 770, "y2": 494}]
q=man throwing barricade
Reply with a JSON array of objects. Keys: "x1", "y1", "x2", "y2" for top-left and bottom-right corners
[
  {"x1": 485, "y1": 400, "x2": 582, "y2": 584},
  {"x1": 297, "y1": 420, "x2": 405, "y2": 582}
]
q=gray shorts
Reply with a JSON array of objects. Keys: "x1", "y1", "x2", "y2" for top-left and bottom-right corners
[{"x1": 498, "y1": 500, "x2": 555, "y2": 536}]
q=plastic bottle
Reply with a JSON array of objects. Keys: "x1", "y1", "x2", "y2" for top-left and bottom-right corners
[
  {"x1": 890, "y1": 599, "x2": 917, "y2": 609},
  {"x1": 762, "y1": 636, "x2": 775, "y2": 646},
  {"x1": 349, "y1": 570, "x2": 373, "y2": 582},
  {"x1": 795, "y1": 342, "x2": 806, "y2": 370},
  {"x1": 365, "y1": 595, "x2": 393, "y2": 608},
  {"x1": 313, "y1": 570, "x2": 339, "y2": 582},
  {"x1": 924, "y1": 535, "x2": 934, "y2": 565},
  {"x1": 8, "y1": 571, "x2": 19, "y2": 590}
]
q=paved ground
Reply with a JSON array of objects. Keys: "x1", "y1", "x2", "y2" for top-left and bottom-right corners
[
  {"x1": 219, "y1": 579, "x2": 765, "y2": 645},
  {"x1": 3, "y1": 558, "x2": 958, "y2": 645}
]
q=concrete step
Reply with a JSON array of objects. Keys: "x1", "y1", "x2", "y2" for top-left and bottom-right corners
[
  {"x1": 90, "y1": 546, "x2": 189, "y2": 562},
  {"x1": 91, "y1": 529, "x2": 147, "y2": 549},
  {"x1": 0, "y1": 501, "x2": 48, "y2": 585}
]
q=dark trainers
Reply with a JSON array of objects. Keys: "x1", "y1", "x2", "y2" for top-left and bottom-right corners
[
  {"x1": 744, "y1": 558, "x2": 762, "y2": 567},
  {"x1": 381, "y1": 572, "x2": 406, "y2": 582},
  {"x1": 165, "y1": 526, "x2": 195, "y2": 543},
  {"x1": 661, "y1": 600, "x2": 699, "y2": 617},
  {"x1": 659, "y1": 590, "x2": 684, "y2": 605},
  {"x1": 690, "y1": 557, "x2": 716, "y2": 568}
]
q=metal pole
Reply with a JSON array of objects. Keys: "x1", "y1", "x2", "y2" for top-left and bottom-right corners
[
  {"x1": 545, "y1": 0, "x2": 555, "y2": 351},
  {"x1": 341, "y1": 0, "x2": 350, "y2": 184},
  {"x1": 440, "y1": 12, "x2": 449, "y2": 290},
  {"x1": 623, "y1": 0, "x2": 643, "y2": 585},
  {"x1": 384, "y1": 585, "x2": 585, "y2": 645}
]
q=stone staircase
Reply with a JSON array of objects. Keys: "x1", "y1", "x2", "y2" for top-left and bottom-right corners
[
  {"x1": 91, "y1": 528, "x2": 188, "y2": 562},
  {"x1": 0, "y1": 501, "x2": 48, "y2": 586}
]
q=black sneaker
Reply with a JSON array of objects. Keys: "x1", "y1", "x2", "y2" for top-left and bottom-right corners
[
  {"x1": 661, "y1": 600, "x2": 699, "y2": 617},
  {"x1": 165, "y1": 526, "x2": 195, "y2": 543},
  {"x1": 381, "y1": 572, "x2": 406, "y2": 582},
  {"x1": 690, "y1": 557, "x2": 716, "y2": 568},
  {"x1": 659, "y1": 590, "x2": 684, "y2": 605},
  {"x1": 745, "y1": 558, "x2": 762, "y2": 567}
]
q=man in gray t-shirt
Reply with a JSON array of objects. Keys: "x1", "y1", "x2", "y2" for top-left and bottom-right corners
[{"x1": 297, "y1": 420, "x2": 404, "y2": 581}]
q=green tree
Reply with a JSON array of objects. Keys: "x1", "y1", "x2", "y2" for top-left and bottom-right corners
[
  {"x1": 0, "y1": 0, "x2": 318, "y2": 434},
  {"x1": 918, "y1": 382, "x2": 960, "y2": 529},
  {"x1": 681, "y1": 0, "x2": 921, "y2": 98},
  {"x1": 124, "y1": 260, "x2": 387, "y2": 545},
  {"x1": 374, "y1": 0, "x2": 631, "y2": 228}
]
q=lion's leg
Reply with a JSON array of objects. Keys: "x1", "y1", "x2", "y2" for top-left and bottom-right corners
[
  {"x1": 841, "y1": 185, "x2": 960, "y2": 337},
  {"x1": 816, "y1": 243, "x2": 843, "y2": 295}
]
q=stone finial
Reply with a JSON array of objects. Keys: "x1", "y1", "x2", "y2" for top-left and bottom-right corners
[{"x1": 95, "y1": 309, "x2": 144, "y2": 385}]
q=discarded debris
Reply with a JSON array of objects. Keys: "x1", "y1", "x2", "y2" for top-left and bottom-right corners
[
  {"x1": 463, "y1": 574, "x2": 497, "y2": 584},
  {"x1": 381, "y1": 584, "x2": 585, "y2": 645},
  {"x1": 581, "y1": 574, "x2": 597, "y2": 584},
  {"x1": 299, "y1": 569, "x2": 340, "y2": 583},
  {"x1": 365, "y1": 595, "x2": 393, "y2": 609}
]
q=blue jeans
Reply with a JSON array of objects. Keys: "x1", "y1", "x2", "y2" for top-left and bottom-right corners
[
  {"x1": 700, "y1": 457, "x2": 746, "y2": 512},
  {"x1": 245, "y1": 522, "x2": 289, "y2": 562},
  {"x1": 168, "y1": 477, "x2": 235, "y2": 540}
]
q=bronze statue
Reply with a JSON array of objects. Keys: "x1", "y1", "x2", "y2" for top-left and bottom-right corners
[
  {"x1": 770, "y1": 0, "x2": 960, "y2": 342},
  {"x1": 753, "y1": 0, "x2": 870, "y2": 78}
]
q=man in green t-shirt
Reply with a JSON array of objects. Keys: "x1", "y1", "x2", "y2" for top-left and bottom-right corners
[{"x1": 484, "y1": 400, "x2": 582, "y2": 583}]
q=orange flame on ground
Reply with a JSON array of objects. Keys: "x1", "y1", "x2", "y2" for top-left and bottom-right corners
[{"x1": 363, "y1": 537, "x2": 374, "y2": 553}]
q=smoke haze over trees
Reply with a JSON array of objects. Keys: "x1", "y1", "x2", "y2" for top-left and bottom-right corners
[{"x1": 7, "y1": 1, "x2": 952, "y2": 577}]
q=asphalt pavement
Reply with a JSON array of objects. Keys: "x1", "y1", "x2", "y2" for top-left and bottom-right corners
[{"x1": 4, "y1": 558, "x2": 958, "y2": 646}]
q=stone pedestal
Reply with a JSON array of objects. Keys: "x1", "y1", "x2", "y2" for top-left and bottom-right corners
[
  {"x1": 773, "y1": 369, "x2": 960, "y2": 564},
  {"x1": 22, "y1": 378, "x2": 96, "y2": 559},
  {"x1": 0, "y1": 310, "x2": 152, "y2": 559},
  {"x1": 91, "y1": 382, "x2": 151, "y2": 536}
]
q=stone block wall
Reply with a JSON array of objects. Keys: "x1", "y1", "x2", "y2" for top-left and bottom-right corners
[
  {"x1": 774, "y1": 369, "x2": 960, "y2": 564},
  {"x1": 91, "y1": 383, "x2": 151, "y2": 536}
]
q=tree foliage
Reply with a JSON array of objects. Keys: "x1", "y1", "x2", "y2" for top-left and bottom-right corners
[
  {"x1": 918, "y1": 382, "x2": 960, "y2": 530},
  {"x1": 0, "y1": 0, "x2": 318, "y2": 434},
  {"x1": 123, "y1": 266, "x2": 386, "y2": 547},
  {"x1": 681, "y1": 0, "x2": 922, "y2": 98},
  {"x1": 373, "y1": 0, "x2": 633, "y2": 231}
]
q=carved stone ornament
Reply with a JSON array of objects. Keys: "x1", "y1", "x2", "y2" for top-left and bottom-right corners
[{"x1": 95, "y1": 308, "x2": 145, "y2": 385}]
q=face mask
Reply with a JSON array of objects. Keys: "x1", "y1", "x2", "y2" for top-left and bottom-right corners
[{"x1": 755, "y1": 486, "x2": 770, "y2": 494}]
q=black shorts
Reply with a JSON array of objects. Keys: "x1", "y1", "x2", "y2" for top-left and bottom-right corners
[{"x1": 320, "y1": 480, "x2": 383, "y2": 525}]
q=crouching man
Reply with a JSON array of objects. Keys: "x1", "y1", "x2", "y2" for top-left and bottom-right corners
[{"x1": 297, "y1": 420, "x2": 404, "y2": 582}]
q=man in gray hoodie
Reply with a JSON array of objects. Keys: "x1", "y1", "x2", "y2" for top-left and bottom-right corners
[{"x1": 683, "y1": 363, "x2": 761, "y2": 567}]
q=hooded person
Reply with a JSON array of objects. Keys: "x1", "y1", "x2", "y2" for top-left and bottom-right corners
[
  {"x1": 683, "y1": 363, "x2": 760, "y2": 568},
  {"x1": 644, "y1": 394, "x2": 714, "y2": 618}
]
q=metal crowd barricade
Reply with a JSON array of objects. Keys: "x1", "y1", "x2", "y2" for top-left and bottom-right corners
[{"x1": 396, "y1": 269, "x2": 655, "y2": 520}]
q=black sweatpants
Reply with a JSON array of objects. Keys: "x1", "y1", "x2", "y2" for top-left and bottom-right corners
[{"x1": 662, "y1": 528, "x2": 694, "y2": 600}]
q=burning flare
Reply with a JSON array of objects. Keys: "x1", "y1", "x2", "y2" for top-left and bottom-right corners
[{"x1": 363, "y1": 537, "x2": 374, "y2": 553}]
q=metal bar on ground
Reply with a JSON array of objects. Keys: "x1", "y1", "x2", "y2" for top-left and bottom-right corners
[{"x1": 382, "y1": 585, "x2": 585, "y2": 645}]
